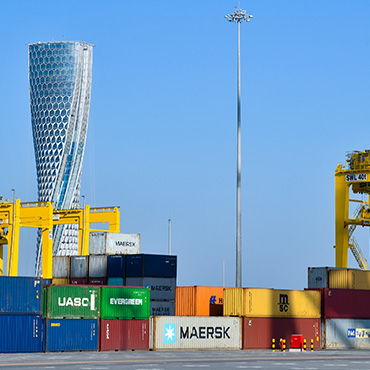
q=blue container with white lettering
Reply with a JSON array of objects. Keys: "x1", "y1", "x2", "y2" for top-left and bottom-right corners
[
  {"x1": 44, "y1": 319, "x2": 99, "y2": 352},
  {"x1": 0, "y1": 276, "x2": 41, "y2": 314},
  {"x1": 0, "y1": 315, "x2": 42, "y2": 352},
  {"x1": 107, "y1": 255, "x2": 126, "y2": 277},
  {"x1": 126, "y1": 254, "x2": 177, "y2": 278}
]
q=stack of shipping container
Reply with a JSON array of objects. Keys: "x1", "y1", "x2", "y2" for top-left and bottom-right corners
[
  {"x1": 308, "y1": 267, "x2": 370, "y2": 349},
  {"x1": 43, "y1": 284, "x2": 150, "y2": 351},
  {"x1": 149, "y1": 286, "x2": 242, "y2": 350},
  {"x1": 126, "y1": 254, "x2": 177, "y2": 316},
  {"x1": 0, "y1": 277, "x2": 43, "y2": 353},
  {"x1": 223, "y1": 288, "x2": 321, "y2": 350}
]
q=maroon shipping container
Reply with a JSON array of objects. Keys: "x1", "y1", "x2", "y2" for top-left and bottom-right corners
[
  {"x1": 70, "y1": 278, "x2": 88, "y2": 285},
  {"x1": 242, "y1": 317, "x2": 320, "y2": 350},
  {"x1": 320, "y1": 288, "x2": 370, "y2": 319},
  {"x1": 100, "y1": 319, "x2": 149, "y2": 351},
  {"x1": 89, "y1": 278, "x2": 107, "y2": 285}
]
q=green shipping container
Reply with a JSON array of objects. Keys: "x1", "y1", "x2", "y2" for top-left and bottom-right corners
[
  {"x1": 100, "y1": 287, "x2": 150, "y2": 319},
  {"x1": 43, "y1": 285, "x2": 100, "y2": 319}
]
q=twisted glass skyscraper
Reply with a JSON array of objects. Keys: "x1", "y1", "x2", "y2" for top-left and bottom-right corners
[{"x1": 28, "y1": 41, "x2": 93, "y2": 275}]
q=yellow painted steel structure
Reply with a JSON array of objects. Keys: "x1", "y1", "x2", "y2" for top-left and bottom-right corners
[
  {"x1": 0, "y1": 199, "x2": 120, "y2": 279},
  {"x1": 335, "y1": 150, "x2": 370, "y2": 269}
]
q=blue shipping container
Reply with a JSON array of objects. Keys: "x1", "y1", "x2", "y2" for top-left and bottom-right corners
[
  {"x1": 107, "y1": 255, "x2": 126, "y2": 277},
  {"x1": 322, "y1": 319, "x2": 370, "y2": 349},
  {"x1": 44, "y1": 319, "x2": 99, "y2": 352},
  {"x1": 107, "y1": 277, "x2": 124, "y2": 286},
  {"x1": 0, "y1": 315, "x2": 42, "y2": 353},
  {"x1": 0, "y1": 276, "x2": 41, "y2": 314},
  {"x1": 126, "y1": 254, "x2": 177, "y2": 278}
]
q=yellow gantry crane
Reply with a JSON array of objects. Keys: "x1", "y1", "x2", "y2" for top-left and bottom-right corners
[
  {"x1": 0, "y1": 199, "x2": 120, "y2": 279},
  {"x1": 335, "y1": 150, "x2": 370, "y2": 269}
]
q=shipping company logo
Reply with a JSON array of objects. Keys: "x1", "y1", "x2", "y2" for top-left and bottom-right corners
[
  {"x1": 348, "y1": 329, "x2": 356, "y2": 338},
  {"x1": 180, "y1": 326, "x2": 230, "y2": 339},
  {"x1": 209, "y1": 296, "x2": 223, "y2": 305},
  {"x1": 109, "y1": 298, "x2": 143, "y2": 306},
  {"x1": 115, "y1": 241, "x2": 137, "y2": 247},
  {"x1": 58, "y1": 294, "x2": 96, "y2": 310},
  {"x1": 164, "y1": 323, "x2": 176, "y2": 344},
  {"x1": 278, "y1": 294, "x2": 289, "y2": 312},
  {"x1": 106, "y1": 323, "x2": 110, "y2": 340}
]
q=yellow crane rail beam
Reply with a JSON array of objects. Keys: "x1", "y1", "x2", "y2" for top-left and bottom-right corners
[{"x1": 0, "y1": 199, "x2": 120, "y2": 279}]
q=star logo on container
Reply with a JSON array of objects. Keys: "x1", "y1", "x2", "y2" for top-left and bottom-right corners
[{"x1": 164, "y1": 323, "x2": 176, "y2": 344}]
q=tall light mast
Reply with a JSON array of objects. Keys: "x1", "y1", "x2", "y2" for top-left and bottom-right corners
[{"x1": 225, "y1": 8, "x2": 253, "y2": 287}]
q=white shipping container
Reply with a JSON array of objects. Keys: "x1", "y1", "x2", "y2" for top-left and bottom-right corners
[
  {"x1": 106, "y1": 233, "x2": 140, "y2": 255},
  {"x1": 150, "y1": 316, "x2": 241, "y2": 350},
  {"x1": 52, "y1": 256, "x2": 70, "y2": 278},
  {"x1": 89, "y1": 232, "x2": 140, "y2": 255}
]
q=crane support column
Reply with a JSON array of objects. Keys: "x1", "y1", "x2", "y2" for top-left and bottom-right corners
[{"x1": 335, "y1": 164, "x2": 350, "y2": 268}]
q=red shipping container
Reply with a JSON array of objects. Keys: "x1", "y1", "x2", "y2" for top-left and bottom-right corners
[
  {"x1": 70, "y1": 278, "x2": 88, "y2": 285},
  {"x1": 320, "y1": 288, "x2": 370, "y2": 319},
  {"x1": 89, "y1": 278, "x2": 107, "y2": 285},
  {"x1": 100, "y1": 319, "x2": 149, "y2": 351},
  {"x1": 242, "y1": 317, "x2": 320, "y2": 350}
]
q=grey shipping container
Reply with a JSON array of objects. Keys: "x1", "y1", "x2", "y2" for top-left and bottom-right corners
[
  {"x1": 150, "y1": 301, "x2": 175, "y2": 316},
  {"x1": 89, "y1": 255, "x2": 107, "y2": 278},
  {"x1": 322, "y1": 318, "x2": 370, "y2": 349},
  {"x1": 70, "y1": 256, "x2": 88, "y2": 278},
  {"x1": 52, "y1": 256, "x2": 70, "y2": 279},
  {"x1": 126, "y1": 277, "x2": 176, "y2": 300},
  {"x1": 308, "y1": 267, "x2": 345, "y2": 289},
  {"x1": 89, "y1": 232, "x2": 106, "y2": 254}
]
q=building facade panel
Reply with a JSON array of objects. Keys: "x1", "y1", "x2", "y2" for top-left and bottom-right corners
[{"x1": 28, "y1": 41, "x2": 93, "y2": 275}]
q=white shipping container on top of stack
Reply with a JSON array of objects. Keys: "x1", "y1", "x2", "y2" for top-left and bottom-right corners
[{"x1": 89, "y1": 232, "x2": 140, "y2": 255}]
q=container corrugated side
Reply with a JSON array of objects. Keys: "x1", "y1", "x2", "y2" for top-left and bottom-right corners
[
  {"x1": 44, "y1": 319, "x2": 99, "y2": 352},
  {"x1": 126, "y1": 277, "x2": 176, "y2": 300},
  {"x1": 242, "y1": 317, "x2": 320, "y2": 349},
  {"x1": 45, "y1": 285, "x2": 100, "y2": 319},
  {"x1": 320, "y1": 288, "x2": 370, "y2": 319},
  {"x1": 70, "y1": 256, "x2": 88, "y2": 278},
  {"x1": 0, "y1": 276, "x2": 41, "y2": 314},
  {"x1": 151, "y1": 316, "x2": 241, "y2": 350},
  {"x1": 350, "y1": 269, "x2": 370, "y2": 290},
  {"x1": 243, "y1": 289, "x2": 321, "y2": 318},
  {"x1": 99, "y1": 319, "x2": 149, "y2": 351},
  {"x1": 329, "y1": 269, "x2": 348, "y2": 289},
  {"x1": 151, "y1": 300, "x2": 175, "y2": 316},
  {"x1": 322, "y1": 318, "x2": 370, "y2": 349},
  {"x1": 89, "y1": 232, "x2": 106, "y2": 254},
  {"x1": 224, "y1": 288, "x2": 244, "y2": 317},
  {"x1": 52, "y1": 256, "x2": 70, "y2": 279},
  {"x1": 107, "y1": 255, "x2": 126, "y2": 277},
  {"x1": 52, "y1": 278, "x2": 70, "y2": 285},
  {"x1": 0, "y1": 315, "x2": 42, "y2": 353},
  {"x1": 175, "y1": 286, "x2": 226, "y2": 316},
  {"x1": 108, "y1": 277, "x2": 124, "y2": 286},
  {"x1": 88, "y1": 255, "x2": 107, "y2": 278},
  {"x1": 100, "y1": 287, "x2": 150, "y2": 319}
]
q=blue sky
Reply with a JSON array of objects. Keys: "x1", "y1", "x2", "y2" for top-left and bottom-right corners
[{"x1": 1, "y1": 0, "x2": 370, "y2": 289}]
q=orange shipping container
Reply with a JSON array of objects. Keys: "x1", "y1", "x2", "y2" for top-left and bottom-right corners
[{"x1": 175, "y1": 286, "x2": 226, "y2": 316}]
